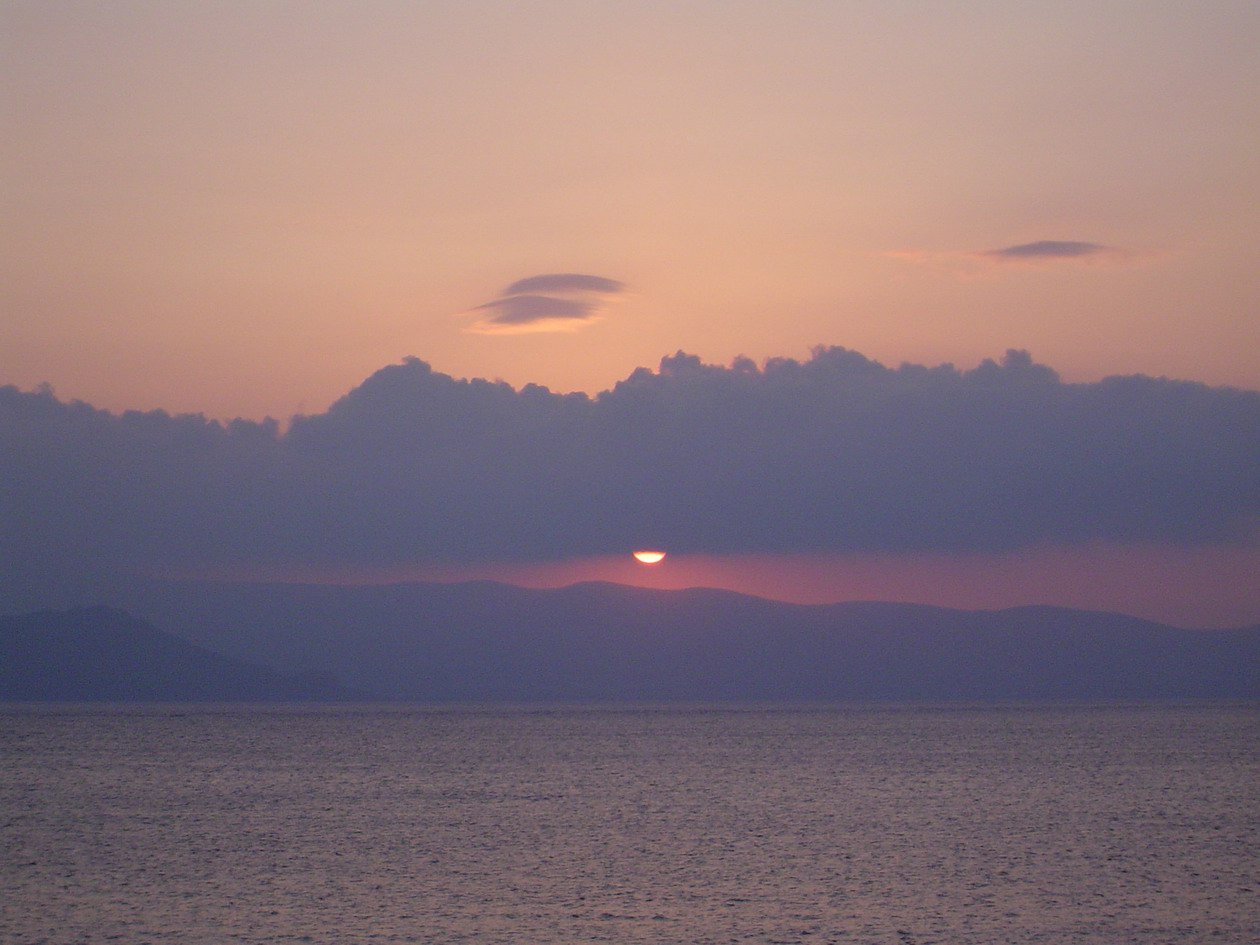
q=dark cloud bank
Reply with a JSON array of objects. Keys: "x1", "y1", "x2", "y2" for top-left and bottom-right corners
[{"x1": 3, "y1": 348, "x2": 1258, "y2": 597}]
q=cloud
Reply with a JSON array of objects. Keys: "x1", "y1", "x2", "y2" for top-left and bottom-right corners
[
  {"x1": 887, "y1": 239, "x2": 1126, "y2": 275},
  {"x1": 464, "y1": 272, "x2": 625, "y2": 334},
  {"x1": 503, "y1": 274, "x2": 625, "y2": 295},
  {"x1": 983, "y1": 240, "x2": 1113, "y2": 261},
  {"x1": 468, "y1": 295, "x2": 601, "y2": 333},
  {"x1": 3, "y1": 348, "x2": 1259, "y2": 594}
]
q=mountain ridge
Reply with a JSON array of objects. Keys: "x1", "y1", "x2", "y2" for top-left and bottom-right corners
[
  {"x1": 50, "y1": 578, "x2": 1256, "y2": 702},
  {"x1": 0, "y1": 605, "x2": 356, "y2": 702}
]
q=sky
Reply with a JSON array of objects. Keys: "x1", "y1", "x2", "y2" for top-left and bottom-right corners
[{"x1": 4, "y1": 1, "x2": 1260, "y2": 626}]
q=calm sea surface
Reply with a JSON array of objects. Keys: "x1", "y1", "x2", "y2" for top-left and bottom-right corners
[{"x1": 1, "y1": 704, "x2": 1257, "y2": 945}]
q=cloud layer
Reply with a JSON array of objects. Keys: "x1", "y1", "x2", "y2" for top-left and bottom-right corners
[
  {"x1": 3, "y1": 349, "x2": 1258, "y2": 590},
  {"x1": 464, "y1": 273, "x2": 626, "y2": 334}
]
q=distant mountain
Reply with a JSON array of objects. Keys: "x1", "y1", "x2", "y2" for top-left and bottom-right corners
[
  {"x1": 0, "y1": 606, "x2": 353, "y2": 702},
  {"x1": 93, "y1": 580, "x2": 1260, "y2": 702}
]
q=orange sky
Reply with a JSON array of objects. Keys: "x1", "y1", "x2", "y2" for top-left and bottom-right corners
[
  {"x1": 5, "y1": 2, "x2": 1259, "y2": 628},
  {"x1": 4, "y1": 1, "x2": 1259, "y2": 421}
]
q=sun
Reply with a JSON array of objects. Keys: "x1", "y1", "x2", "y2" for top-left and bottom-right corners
[{"x1": 632, "y1": 550, "x2": 666, "y2": 565}]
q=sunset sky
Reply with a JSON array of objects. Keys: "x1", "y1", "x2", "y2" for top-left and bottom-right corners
[{"x1": 4, "y1": 1, "x2": 1259, "y2": 627}]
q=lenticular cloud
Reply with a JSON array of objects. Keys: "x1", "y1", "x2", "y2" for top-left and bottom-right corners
[
  {"x1": 985, "y1": 240, "x2": 1111, "y2": 260},
  {"x1": 464, "y1": 272, "x2": 626, "y2": 334}
]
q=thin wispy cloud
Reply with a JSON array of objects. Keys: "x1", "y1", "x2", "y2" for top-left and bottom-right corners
[
  {"x1": 465, "y1": 273, "x2": 627, "y2": 334},
  {"x1": 469, "y1": 295, "x2": 599, "y2": 331},
  {"x1": 887, "y1": 239, "x2": 1127, "y2": 277},
  {"x1": 983, "y1": 240, "x2": 1114, "y2": 262},
  {"x1": 504, "y1": 274, "x2": 625, "y2": 295}
]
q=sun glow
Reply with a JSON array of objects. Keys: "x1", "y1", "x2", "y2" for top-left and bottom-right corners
[{"x1": 632, "y1": 550, "x2": 666, "y2": 564}]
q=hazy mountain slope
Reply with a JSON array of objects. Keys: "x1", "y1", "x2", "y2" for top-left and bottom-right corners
[
  {"x1": 0, "y1": 606, "x2": 352, "y2": 702},
  {"x1": 107, "y1": 580, "x2": 1260, "y2": 702}
]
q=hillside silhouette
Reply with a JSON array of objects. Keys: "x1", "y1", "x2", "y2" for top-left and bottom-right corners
[
  {"x1": 87, "y1": 580, "x2": 1260, "y2": 702},
  {"x1": 1, "y1": 606, "x2": 352, "y2": 702}
]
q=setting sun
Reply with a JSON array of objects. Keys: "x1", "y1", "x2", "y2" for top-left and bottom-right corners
[{"x1": 632, "y1": 550, "x2": 666, "y2": 565}]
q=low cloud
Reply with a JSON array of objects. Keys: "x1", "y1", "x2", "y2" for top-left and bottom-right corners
[
  {"x1": 465, "y1": 272, "x2": 626, "y2": 334},
  {"x1": 3, "y1": 348, "x2": 1258, "y2": 594}
]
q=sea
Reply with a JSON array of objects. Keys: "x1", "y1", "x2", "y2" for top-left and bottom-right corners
[{"x1": 1, "y1": 704, "x2": 1257, "y2": 945}]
